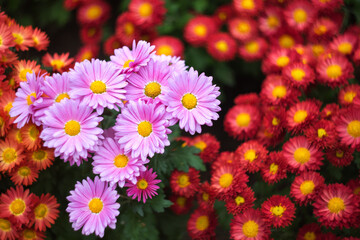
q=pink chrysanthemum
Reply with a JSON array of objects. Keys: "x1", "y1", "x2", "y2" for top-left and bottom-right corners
[
  {"x1": 66, "y1": 176, "x2": 120, "y2": 238},
  {"x1": 161, "y1": 67, "x2": 221, "y2": 135},
  {"x1": 69, "y1": 59, "x2": 127, "y2": 115},
  {"x1": 336, "y1": 107, "x2": 360, "y2": 148},
  {"x1": 40, "y1": 99, "x2": 103, "y2": 166},
  {"x1": 110, "y1": 40, "x2": 155, "y2": 75},
  {"x1": 92, "y1": 137, "x2": 148, "y2": 187},
  {"x1": 261, "y1": 195, "x2": 296, "y2": 228},
  {"x1": 125, "y1": 168, "x2": 161, "y2": 203}
]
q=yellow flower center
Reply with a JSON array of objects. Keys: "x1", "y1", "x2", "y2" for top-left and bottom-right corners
[
  {"x1": 293, "y1": 110, "x2": 308, "y2": 123},
  {"x1": 123, "y1": 59, "x2": 134, "y2": 68},
  {"x1": 138, "y1": 3, "x2": 153, "y2": 17},
  {"x1": 32, "y1": 149, "x2": 47, "y2": 161},
  {"x1": 4, "y1": 102, "x2": 13, "y2": 114},
  {"x1": 267, "y1": 16, "x2": 279, "y2": 28},
  {"x1": 218, "y1": 12, "x2": 227, "y2": 21},
  {"x1": 193, "y1": 140, "x2": 207, "y2": 152},
  {"x1": 178, "y1": 174, "x2": 190, "y2": 188},
  {"x1": 194, "y1": 25, "x2": 207, "y2": 37},
  {"x1": 144, "y1": 82, "x2": 161, "y2": 98},
  {"x1": 236, "y1": 113, "x2": 251, "y2": 127},
  {"x1": 241, "y1": 0, "x2": 255, "y2": 9},
  {"x1": 272, "y1": 85, "x2": 287, "y2": 98},
  {"x1": 202, "y1": 193, "x2": 209, "y2": 201},
  {"x1": 272, "y1": 117, "x2": 280, "y2": 126},
  {"x1": 90, "y1": 80, "x2": 106, "y2": 94},
  {"x1": 33, "y1": 36, "x2": 39, "y2": 46},
  {"x1": 9, "y1": 199, "x2": 26, "y2": 216},
  {"x1": 157, "y1": 45, "x2": 173, "y2": 56},
  {"x1": 12, "y1": 33, "x2": 24, "y2": 45},
  {"x1": 245, "y1": 41, "x2": 259, "y2": 54},
  {"x1": 219, "y1": 173, "x2": 233, "y2": 188},
  {"x1": 50, "y1": 59, "x2": 65, "y2": 69},
  {"x1": 137, "y1": 179, "x2": 148, "y2": 190},
  {"x1": 195, "y1": 216, "x2": 209, "y2": 231},
  {"x1": 276, "y1": 56, "x2": 290, "y2": 67},
  {"x1": 114, "y1": 154, "x2": 128, "y2": 168},
  {"x1": 338, "y1": 42, "x2": 352, "y2": 55},
  {"x1": 291, "y1": 68, "x2": 306, "y2": 81},
  {"x1": 176, "y1": 197, "x2": 186, "y2": 207},
  {"x1": 29, "y1": 125, "x2": 39, "y2": 140},
  {"x1": 244, "y1": 149, "x2": 257, "y2": 162},
  {"x1": 354, "y1": 187, "x2": 360, "y2": 195},
  {"x1": 2, "y1": 148, "x2": 17, "y2": 164},
  {"x1": 336, "y1": 150, "x2": 344, "y2": 158},
  {"x1": 304, "y1": 232, "x2": 316, "y2": 240},
  {"x1": 312, "y1": 44, "x2": 325, "y2": 56},
  {"x1": 55, "y1": 93, "x2": 70, "y2": 103},
  {"x1": 300, "y1": 180, "x2": 315, "y2": 195},
  {"x1": 294, "y1": 147, "x2": 311, "y2": 164},
  {"x1": 137, "y1": 121, "x2": 152, "y2": 137},
  {"x1": 64, "y1": 120, "x2": 81, "y2": 136},
  {"x1": 124, "y1": 22, "x2": 135, "y2": 35},
  {"x1": 18, "y1": 166, "x2": 31, "y2": 177},
  {"x1": 270, "y1": 205, "x2": 286, "y2": 216},
  {"x1": 314, "y1": 24, "x2": 327, "y2": 35},
  {"x1": 23, "y1": 229, "x2": 36, "y2": 239},
  {"x1": 35, "y1": 203, "x2": 48, "y2": 219},
  {"x1": 86, "y1": 5, "x2": 102, "y2": 20},
  {"x1": 347, "y1": 120, "x2": 360, "y2": 138},
  {"x1": 26, "y1": 92, "x2": 37, "y2": 105},
  {"x1": 235, "y1": 196, "x2": 245, "y2": 205},
  {"x1": 19, "y1": 69, "x2": 33, "y2": 82},
  {"x1": 293, "y1": 8, "x2": 307, "y2": 23},
  {"x1": 269, "y1": 163, "x2": 278, "y2": 175},
  {"x1": 326, "y1": 64, "x2": 342, "y2": 79},
  {"x1": 317, "y1": 128, "x2": 327, "y2": 138},
  {"x1": 327, "y1": 197, "x2": 345, "y2": 214},
  {"x1": 0, "y1": 218, "x2": 11, "y2": 231},
  {"x1": 237, "y1": 22, "x2": 250, "y2": 34},
  {"x1": 215, "y1": 40, "x2": 228, "y2": 52},
  {"x1": 279, "y1": 35, "x2": 295, "y2": 49},
  {"x1": 181, "y1": 93, "x2": 197, "y2": 110},
  {"x1": 88, "y1": 198, "x2": 103, "y2": 214},
  {"x1": 344, "y1": 91, "x2": 356, "y2": 103},
  {"x1": 242, "y1": 220, "x2": 258, "y2": 238}
]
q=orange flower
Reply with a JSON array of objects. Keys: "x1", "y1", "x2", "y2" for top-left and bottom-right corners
[
  {"x1": 12, "y1": 60, "x2": 41, "y2": 84},
  {"x1": 10, "y1": 160, "x2": 39, "y2": 186},
  {"x1": 33, "y1": 194, "x2": 60, "y2": 232},
  {"x1": 20, "y1": 123, "x2": 42, "y2": 151},
  {"x1": 184, "y1": 15, "x2": 218, "y2": 47},
  {"x1": 0, "y1": 138, "x2": 25, "y2": 173},
  {"x1": 31, "y1": 28, "x2": 49, "y2": 51},
  {"x1": 27, "y1": 147, "x2": 54, "y2": 170},
  {"x1": 42, "y1": 52, "x2": 74, "y2": 73},
  {"x1": 10, "y1": 24, "x2": 33, "y2": 51},
  {"x1": 0, "y1": 24, "x2": 14, "y2": 52},
  {"x1": 152, "y1": 36, "x2": 184, "y2": 57}
]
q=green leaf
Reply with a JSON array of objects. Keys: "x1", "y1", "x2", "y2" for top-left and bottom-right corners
[
  {"x1": 214, "y1": 62, "x2": 236, "y2": 87},
  {"x1": 148, "y1": 192, "x2": 173, "y2": 213}
]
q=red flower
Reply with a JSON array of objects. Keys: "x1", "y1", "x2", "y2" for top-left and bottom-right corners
[
  {"x1": 325, "y1": 144, "x2": 354, "y2": 167},
  {"x1": 10, "y1": 160, "x2": 39, "y2": 186},
  {"x1": 234, "y1": 93, "x2": 260, "y2": 106},
  {"x1": 255, "y1": 125, "x2": 285, "y2": 147},
  {"x1": 320, "y1": 103, "x2": 339, "y2": 121},
  {"x1": 0, "y1": 138, "x2": 25, "y2": 173},
  {"x1": 169, "y1": 195, "x2": 193, "y2": 215},
  {"x1": 258, "y1": 7, "x2": 283, "y2": 36},
  {"x1": 103, "y1": 35, "x2": 122, "y2": 56},
  {"x1": 336, "y1": 107, "x2": 360, "y2": 148},
  {"x1": 79, "y1": 25, "x2": 102, "y2": 45},
  {"x1": 347, "y1": 178, "x2": 360, "y2": 197},
  {"x1": 228, "y1": 17, "x2": 257, "y2": 42},
  {"x1": 330, "y1": 33, "x2": 357, "y2": 56},
  {"x1": 0, "y1": 217, "x2": 19, "y2": 240},
  {"x1": 190, "y1": 133, "x2": 220, "y2": 163},
  {"x1": 196, "y1": 182, "x2": 216, "y2": 210},
  {"x1": 77, "y1": 1, "x2": 110, "y2": 26},
  {"x1": 64, "y1": 0, "x2": 84, "y2": 10},
  {"x1": 304, "y1": 119, "x2": 338, "y2": 149},
  {"x1": 311, "y1": 0, "x2": 343, "y2": 11},
  {"x1": 296, "y1": 223, "x2": 321, "y2": 240},
  {"x1": 260, "y1": 151, "x2": 287, "y2": 184},
  {"x1": 115, "y1": 13, "x2": 140, "y2": 47},
  {"x1": 262, "y1": 107, "x2": 286, "y2": 137},
  {"x1": 235, "y1": 140, "x2": 268, "y2": 173},
  {"x1": 262, "y1": 48, "x2": 298, "y2": 74},
  {"x1": 42, "y1": 53, "x2": 74, "y2": 73},
  {"x1": 75, "y1": 44, "x2": 99, "y2": 62},
  {"x1": 282, "y1": 62, "x2": 315, "y2": 89},
  {"x1": 170, "y1": 168, "x2": 200, "y2": 198},
  {"x1": 284, "y1": 1, "x2": 317, "y2": 32},
  {"x1": 261, "y1": 195, "x2": 295, "y2": 228},
  {"x1": 338, "y1": 84, "x2": 360, "y2": 107},
  {"x1": 225, "y1": 186, "x2": 255, "y2": 215},
  {"x1": 238, "y1": 37, "x2": 268, "y2": 62},
  {"x1": 290, "y1": 171, "x2": 325, "y2": 205},
  {"x1": 233, "y1": 0, "x2": 263, "y2": 16},
  {"x1": 0, "y1": 24, "x2": 14, "y2": 52},
  {"x1": 27, "y1": 147, "x2": 54, "y2": 171},
  {"x1": 31, "y1": 28, "x2": 49, "y2": 51},
  {"x1": 308, "y1": 17, "x2": 338, "y2": 42},
  {"x1": 18, "y1": 227, "x2": 45, "y2": 240},
  {"x1": 13, "y1": 60, "x2": 41, "y2": 84},
  {"x1": 286, "y1": 100, "x2": 320, "y2": 134},
  {"x1": 206, "y1": 32, "x2": 237, "y2": 61},
  {"x1": 33, "y1": 193, "x2": 60, "y2": 231},
  {"x1": 187, "y1": 208, "x2": 217, "y2": 240},
  {"x1": 0, "y1": 110, "x2": 10, "y2": 137},
  {"x1": 213, "y1": 5, "x2": 235, "y2": 26},
  {"x1": 19, "y1": 123, "x2": 41, "y2": 151},
  {"x1": 184, "y1": 15, "x2": 218, "y2": 47},
  {"x1": 10, "y1": 24, "x2": 33, "y2": 51},
  {"x1": 128, "y1": 0, "x2": 166, "y2": 28},
  {"x1": 212, "y1": 151, "x2": 238, "y2": 172},
  {"x1": 152, "y1": 36, "x2": 184, "y2": 57}
]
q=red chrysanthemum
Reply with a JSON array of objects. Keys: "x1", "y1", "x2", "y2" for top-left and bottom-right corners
[
  {"x1": 230, "y1": 208, "x2": 271, "y2": 240},
  {"x1": 175, "y1": 136, "x2": 192, "y2": 147},
  {"x1": 290, "y1": 171, "x2": 325, "y2": 205},
  {"x1": 228, "y1": 17, "x2": 257, "y2": 42},
  {"x1": 0, "y1": 138, "x2": 25, "y2": 173},
  {"x1": 27, "y1": 147, "x2": 54, "y2": 171},
  {"x1": 33, "y1": 193, "x2": 59, "y2": 231},
  {"x1": 128, "y1": 0, "x2": 166, "y2": 28},
  {"x1": 336, "y1": 107, "x2": 360, "y2": 148},
  {"x1": 238, "y1": 37, "x2": 268, "y2": 62},
  {"x1": 12, "y1": 60, "x2": 41, "y2": 84},
  {"x1": 0, "y1": 50, "x2": 18, "y2": 68},
  {"x1": 325, "y1": 144, "x2": 354, "y2": 167},
  {"x1": 313, "y1": 184, "x2": 359, "y2": 229},
  {"x1": 19, "y1": 123, "x2": 42, "y2": 151},
  {"x1": 0, "y1": 90, "x2": 15, "y2": 121},
  {"x1": 284, "y1": 1, "x2": 317, "y2": 32},
  {"x1": 258, "y1": 7, "x2": 283, "y2": 36},
  {"x1": 10, "y1": 160, "x2": 39, "y2": 186},
  {"x1": 311, "y1": 0, "x2": 343, "y2": 11},
  {"x1": 296, "y1": 223, "x2": 321, "y2": 240},
  {"x1": 262, "y1": 106, "x2": 286, "y2": 138},
  {"x1": 271, "y1": 29, "x2": 303, "y2": 50},
  {"x1": 225, "y1": 186, "x2": 255, "y2": 215},
  {"x1": 260, "y1": 151, "x2": 287, "y2": 184},
  {"x1": 261, "y1": 195, "x2": 295, "y2": 228},
  {"x1": 347, "y1": 178, "x2": 360, "y2": 197},
  {"x1": 31, "y1": 28, "x2": 49, "y2": 51},
  {"x1": 79, "y1": 25, "x2": 102, "y2": 45},
  {"x1": 261, "y1": 48, "x2": 298, "y2": 74},
  {"x1": 170, "y1": 168, "x2": 200, "y2": 198},
  {"x1": 115, "y1": 12, "x2": 140, "y2": 47},
  {"x1": 187, "y1": 208, "x2": 217, "y2": 240},
  {"x1": 338, "y1": 84, "x2": 360, "y2": 107},
  {"x1": 282, "y1": 62, "x2": 315, "y2": 89},
  {"x1": 170, "y1": 195, "x2": 193, "y2": 215},
  {"x1": 0, "y1": 217, "x2": 19, "y2": 240},
  {"x1": 235, "y1": 140, "x2": 268, "y2": 173},
  {"x1": 206, "y1": 32, "x2": 237, "y2": 61},
  {"x1": 0, "y1": 24, "x2": 14, "y2": 52},
  {"x1": 320, "y1": 103, "x2": 339, "y2": 121},
  {"x1": 234, "y1": 93, "x2": 260, "y2": 106},
  {"x1": 212, "y1": 151, "x2": 238, "y2": 172},
  {"x1": 152, "y1": 36, "x2": 184, "y2": 57},
  {"x1": 103, "y1": 35, "x2": 122, "y2": 56},
  {"x1": 286, "y1": 100, "x2": 320, "y2": 134},
  {"x1": 255, "y1": 124, "x2": 285, "y2": 147},
  {"x1": 308, "y1": 17, "x2": 339, "y2": 42},
  {"x1": 196, "y1": 182, "x2": 216, "y2": 210},
  {"x1": 184, "y1": 15, "x2": 218, "y2": 47},
  {"x1": 330, "y1": 33, "x2": 357, "y2": 56},
  {"x1": 18, "y1": 227, "x2": 45, "y2": 240},
  {"x1": 10, "y1": 24, "x2": 33, "y2": 51},
  {"x1": 42, "y1": 52, "x2": 74, "y2": 73},
  {"x1": 224, "y1": 104, "x2": 262, "y2": 141},
  {"x1": 190, "y1": 133, "x2": 220, "y2": 163},
  {"x1": 283, "y1": 136, "x2": 323, "y2": 173},
  {"x1": 75, "y1": 44, "x2": 99, "y2": 62},
  {"x1": 63, "y1": 0, "x2": 84, "y2": 10},
  {"x1": 7, "y1": 127, "x2": 24, "y2": 145},
  {"x1": 77, "y1": 0, "x2": 110, "y2": 26},
  {"x1": 233, "y1": 0, "x2": 263, "y2": 16},
  {"x1": 213, "y1": 5, "x2": 235, "y2": 26},
  {"x1": 304, "y1": 119, "x2": 338, "y2": 150}
]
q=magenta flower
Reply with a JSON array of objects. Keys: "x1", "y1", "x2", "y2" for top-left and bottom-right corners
[
  {"x1": 10, "y1": 72, "x2": 44, "y2": 128},
  {"x1": 160, "y1": 67, "x2": 221, "y2": 135},
  {"x1": 113, "y1": 99, "x2": 170, "y2": 161},
  {"x1": 92, "y1": 137, "x2": 148, "y2": 187},
  {"x1": 69, "y1": 59, "x2": 127, "y2": 114},
  {"x1": 66, "y1": 176, "x2": 120, "y2": 238},
  {"x1": 110, "y1": 40, "x2": 155, "y2": 75},
  {"x1": 125, "y1": 168, "x2": 161, "y2": 203},
  {"x1": 40, "y1": 99, "x2": 103, "y2": 166}
]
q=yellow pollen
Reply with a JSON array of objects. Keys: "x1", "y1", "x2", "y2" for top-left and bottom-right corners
[
  {"x1": 35, "y1": 203, "x2": 48, "y2": 219},
  {"x1": 196, "y1": 216, "x2": 209, "y2": 231},
  {"x1": 304, "y1": 232, "x2": 316, "y2": 240},
  {"x1": 312, "y1": 44, "x2": 325, "y2": 56},
  {"x1": 267, "y1": 16, "x2": 279, "y2": 28},
  {"x1": 245, "y1": 41, "x2": 259, "y2": 54},
  {"x1": 244, "y1": 149, "x2": 257, "y2": 162},
  {"x1": 215, "y1": 40, "x2": 229, "y2": 52},
  {"x1": 236, "y1": 113, "x2": 251, "y2": 127},
  {"x1": 90, "y1": 80, "x2": 106, "y2": 94},
  {"x1": 219, "y1": 173, "x2": 233, "y2": 188},
  {"x1": 218, "y1": 12, "x2": 227, "y2": 21},
  {"x1": 194, "y1": 25, "x2": 207, "y2": 37},
  {"x1": 279, "y1": 35, "x2": 295, "y2": 49},
  {"x1": 291, "y1": 68, "x2": 306, "y2": 81},
  {"x1": 237, "y1": 22, "x2": 250, "y2": 34},
  {"x1": 269, "y1": 163, "x2": 278, "y2": 175},
  {"x1": 64, "y1": 120, "x2": 81, "y2": 136},
  {"x1": 242, "y1": 220, "x2": 259, "y2": 238},
  {"x1": 272, "y1": 117, "x2": 280, "y2": 126},
  {"x1": 2, "y1": 148, "x2": 17, "y2": 164},
  {"x1": 182, "y1": 93, "x2": 197, "y2": 110},
  {"x1": 276, "y1": 56, "x2": 290, "y2": 67},
  {"x1": 16, "y1": 130, "x2": 23, "y2": 143},
  {"x1": 86, "y1": 5, "x2": 102, "y2": 20},
  {"x1": 29, "y1": 125, "x2": 39, "y2": 140},
  {"x1": 144, "y1": 82, "x2": 161, "y2": 98},
  {"x1": 327, "y1": 197, "x2": 345, "y2": 214},
  {"x1": 23, "y1": 229, "x2": 36, "y2": 239},
  {"x1": 202, "y1": 193, "x2": 209, "y2": 201},
  {"x1": 314, "y1": 25, "x2": 327, "y2": 35},
  {"x1": 138, "y1": 3, "x2": 153, "y2": 17},
  {"x1": 0, "y1": 37, "x2": 2, "y2": 46},
  {"x1": 19, "y1": 69, "x2": 33, "y2": 82},
  {"x1": 32, "y1": 149, "x2": 47, "y2": 161},
  {"x1": 293, "y1": 110, "x2": 308, "y2": 123},
  {"x1": 124, "y1": 22, "x2": 135, "y2": 35},
  {"x1": 137, "y1": 179, "x2": 148, "y2": 190},
  {"x1": 88, "y1": 198, "x2": 103, "y2": 214},
  {"x1": 176, "y1": 197, "x2": 186, "y2": 207},
  {"x1": 123, "y1": 59, "x2": 134, "y2": 68},
  {"x1": 235, "y1": 196, "x2": 245, "y2": 205},
  {"x1": 0, "y1": 218, "x2": 11, "y2": 231},
  {"x1": 50, "y1": 59, "x2": 65, "y2": 69},
  {"x1": 9, "y1": 199, "x2": 26, "y2": 216},
  {"x1": 157, "y1": 45, "x2": 173, "y2": 56},
  {"x1": 114, "y1": 154, "x2": 128, "y2": 168},
  {"x1": 334, "y1": 150, "x2": 344, "y2": 159},
  {"x1": 272, "y1": 85, "x2": 287, "y2": 98},
  {"x1": 338, "y1": 42, "x2": 352, "y2": 55},
  {"x1": 137, "y1": 121, "x2": 152, "y2": 137},
  {"x1": 55, "y1": 93, "x2": 70, "y2": 103},
  {"x1": 194, "y1": 141, "x2": 207, "y2": 152},
  {"x1": 33, "y1": 36, "x2": 39, "y2": 46},
  {"x1": 300, "y1": 180, "x2": 315, "y2": 195},
  {"x1": 293, "y1": 8, "x2": 307, "y2": 23},
  {"x1": 18, "y1": 166, "x2": 31, "y2": 177},
  {"x1": 317, "y1": 128, "x2": 327, "y2": 138},
  {"x1": 241, "y1": 0, "x2": 255, "y2": 9},
  {"x1": 270, "y1": 205, "x2": 286, "y2": 216},
  {"x1": 347, "y1": 120, "x2": 360, "y2": 138},
  {"x1": 354, "y1": 187, "x2": 360, "y2": 195},
  {"x1": 344, "y1": 91, "x2": 356, "y2": 103},
  {"x1": 12, "y1": 33, "x2": 24, "y2": 45},
  {"x1": 294, "y1": 147, "x2": 311, "y2": 164},
  {"x1": 4, "y1": 102, "x2": 13, "y2": 113},
  {"x1": 326, "y1": 64, "x2": 342, "y2": 79},
  {"x1": 26, "y1": 92, "x2": 37, "y2": 105},
  {"x1": 178, "y1": 174, "x2": 190, "y2": 188}
]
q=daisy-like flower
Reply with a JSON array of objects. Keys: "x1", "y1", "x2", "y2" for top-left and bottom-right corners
[
  {"x1": 66, "y1": 176, "x2": 120, "y2": 238},
  {"x1": 69, "y1": 58, "x2": 127, "y2": 115},
  {"x1": 18, "y1": 227, "x2": 45, "y2": 240},
  {"x1": 296, "y1": 223, "x2": 321, "y2": 240},
  {"x1": 152, "y1": 36, "x2": 184, "y2": 57},
  {"x1": 320, "y1": 103, "x2": 339, "y2": 121},
  {"x1": 234, "y1": 93, "x2": 260, "y2": 106},
  {"x1": 311, "y1": 0, "x2": 343, "y2": 11},
  {"x1": 272, "y1": 30, "x2": 303, "y2": 50},
  {"x1": 212, "y1": 151, "x2": 238, "y2": 171},
  {"x1": 196, "y1": 182, "x2": 216, "y2": 210},
  {"x1": 125, "y1": 168, "x2": 161, "y2": 203},
  {"x1": 330, "y1": 33, "x2": 357, "y2": 56},
  {"x1": 214, "y1": 5, "x2": 234, "y2": 25},
  {"x1": 128, "y1": 0, "x2": 166, "y2": 28},
  {"x1": 206, "y1": 32, "x2": 237, "y2": 61},
  {"x1": 260, "y1": 151, "x2": 287, "y2": 184},
  {"x1": 0, "y1": 217, "x2": 19, "y2": 240},
  {"x1": 0, "y1": 50, "x2": 18, "y2": 68},
  {"x1": 10, "y1": 161, "x2": 39, "y2": 186},
  {"x1": 309, "y1": 17, "x2": 338, "y2": 42},
  {"x1": 0, "y1": 24, "x2": 14, "y2": 52},
  {"x1": 40, "y1": 99, "x2": 103, "y2": 166},
  {"x1": 262, "y1": 107, "x2": 286, "y2": 137},
  {"x1": 80, "y1": 26, "x2": 102, "y2": 45},
  {"x1": 114, "y1": 100, "x2": 170, "y2": 160},
  {"x1": 0, "y1": 186, "x2": 35, "y2": 225},
  {"x1": 10, "y1": 24, "x2": 32, "y2": 51},
  {"x1": 233, "y1": 0, "x2": 263, "y2": 16},
  {"x1": 92, "y1": 137, "x2": 148, "y2": 187},
  {"x1": 282, "y1": 62, "x2": 315, "y2": 89},
  {"x1": 104, "y1": 35, "x2": 122, "y2": 56},
  {"x1": 42, "y1": 53, "x2": 74, "y2": 73},
  {"x1": 28, "y1": 147, "x2": 54, "y2": 170},
  {"x1": 286, "y1": 100, "x2": 320, "y2": 134},
  {"x1": 33, "y1": 194, "x2": 59, "y2": 232},
  {"x1": 110, "y1": 40, "x2": 155, "y2": 75},
  {"x1": 7, "y1": 128, "x2": 23, "y2": 145},
  {"x1": 290, "y1": 171, "x2": 325, "y2": 206},
  {"x1": 224, "y1": 104, "x2": 261, "y2": 140},
  {"x1": 170, "y1": 168, "x2": 200, "y2": 198},
  {"x1": 20, "y1": 123, "x2": 41, "y2": 151},
  {"x1": 235, "y1": 140, "x2": 268, "y2": 173},
  {"x1": 161, "y1": 67, "x2": 221, "y2": 135},
  {"x1": 338, "y1": 84, "x2": 360, "y2": 107},
  {"x1": 261, "y1": 195, "x2": 295, "y2": 228},
  {"x1": 115, "y1": 13, "x2": 140, "y2": 47},
  {"x1": 238, "y1": 37, "x2": 268, "y2": 62},
  {"x1": 13, "y1": 60, "x2": 41, "y2": 84},
  {"x1": 183, "y1": 15, "x2": 218, "y2": 47},
  {"x1": 10, "y1": 72, "x2": 44, "y2": 128},
  {"x1": 304, "y1": 119, "x2": 338, "y2": 149},
  {"x1": 169, "y1": 195, "x2": 193, "y2": 215},
  {"x1": 228, "y1": 17, "x2": 257, "y2": 42},
  {"x1": 225, "y1": 186, "x2": 255, "y2": 215},
  {"x1": 282, "y1": 136, "x2": 323, "y2": 173},
  {"x1": 261, "y1": 48, "x2": 297, "y2": 74},
  {"x1": 75, "y1": 44, "x2": 99, "y2": 62},
  {"x1": 190, "y1": 133, "x2": 220, "y2": 163},
  {"x1": 77, "y1": 1, "x2": 110, "y2": 26},
  {"x1": 187, "y1": 208, "x2": 217, "y2": 240},
  {"x1": 230, "y1": 208, "x2": 271, "y2": 240},
  {"x1": 31, "y1": 28, "x2": 49, "y2": 51},
  {"x1": 258, "y1": 7, "x2": 283, "y2": 36},
  {"x1": 313, "y1": 183, "x2": 359, "y2": 229},
  {"x1": 284, "y1": 1, "x2": 317, "y2": 32},
  {"x1": 336, "y1": 107, "x2": 360, "y2": 148},
  {"x1": 0, "y1": 138, "x2": 25, "y2": 173},
  {"x1": 325, "y1": 144, "x2": 354, "y2": 167}
]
